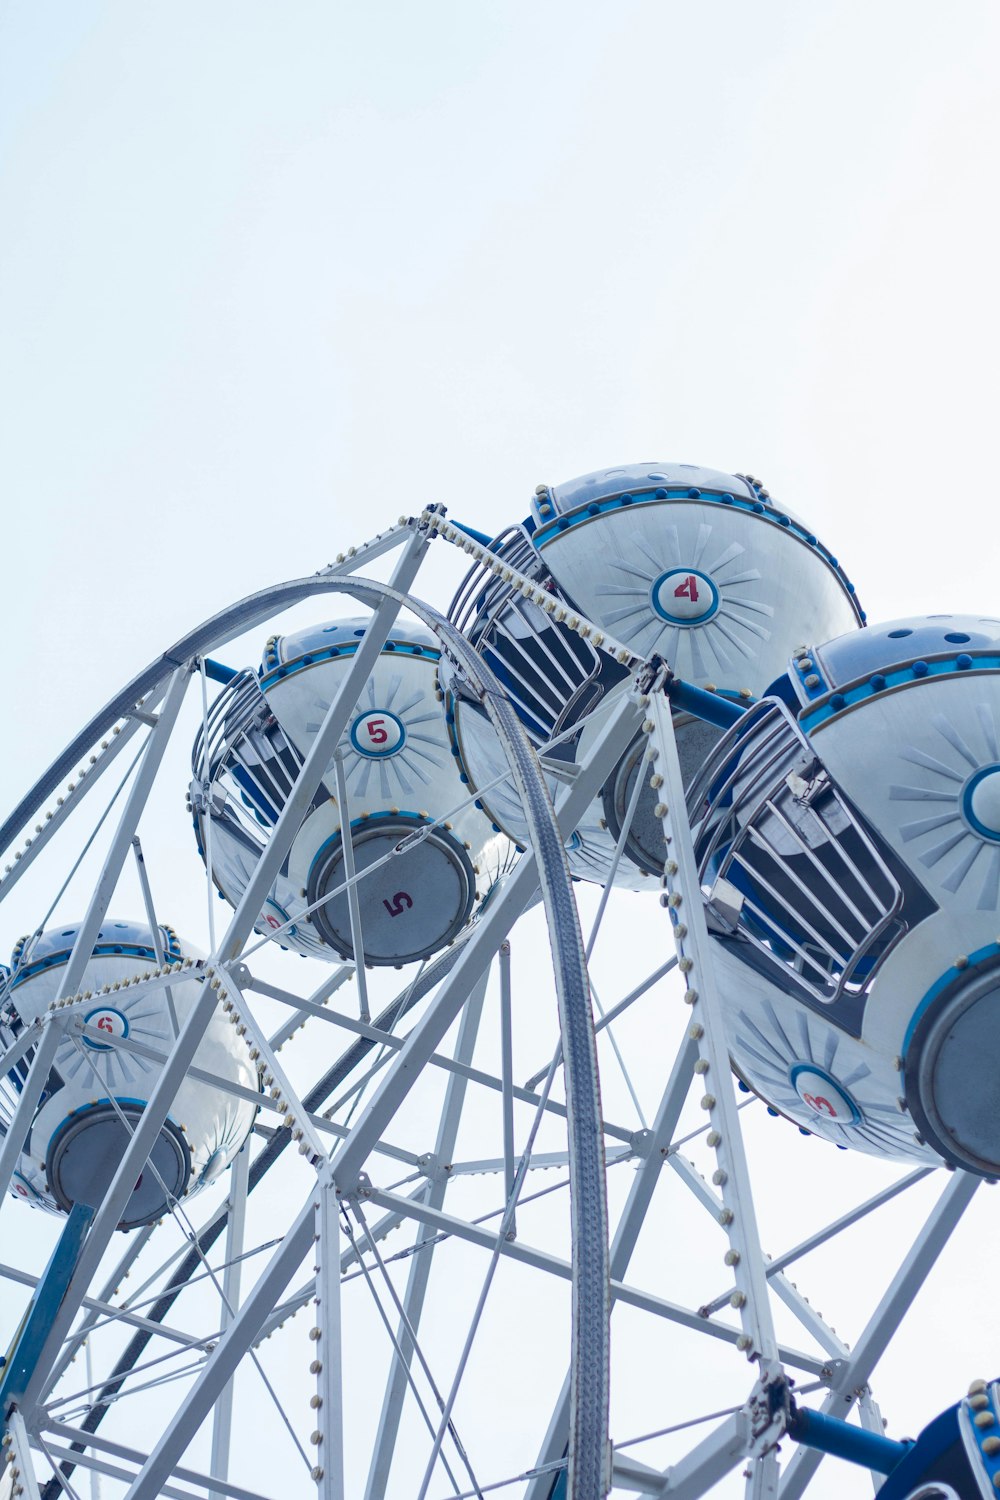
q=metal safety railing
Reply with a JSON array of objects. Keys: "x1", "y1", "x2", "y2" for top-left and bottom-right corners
[
  {"x1": 191, "y1": 669, "x2": 306, "y2": 848},
  {"x1": 686, "y1": 700, "x2": 916, "y2": 1004},
  {"x1": 448, "y1": 524, "x2": 623, "y2": 744}
]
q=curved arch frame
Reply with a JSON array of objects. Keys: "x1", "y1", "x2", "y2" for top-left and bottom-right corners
[{"x1": 0, "y1": 523, "x2": 616, "y2": 1500}]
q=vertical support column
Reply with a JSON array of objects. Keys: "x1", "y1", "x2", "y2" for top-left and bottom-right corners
[
  {"x1": 499, "y1": 940, "x2": 517, "y2": 1229},
  {"x1": 83, "y1": 1339, "x2": 101, "y2": 1500},
  {"x1": 331, "y1": 751, "x2": 369, "y2": 1023},
  {"x1": 857, "y1": 1388, "x2": 886, "y2": 1496},
  {"x1": 3, "y1": 1410, "x2": 42, "y2": 1500},
  {"x1": 209, "y1": 1142, "x2": 251, "y2": 1500},
  {"x1": 313, "y1": 1179, "x2": 346, "y2": 1500},
  {"x1": 746, "y1": 1448, "x2": 779, "y2": 1498},
  {"x1": 647, "y1": 689, "x2": 780, "y2": 1374},
  {"x1": 363, "y1": 971, "x2": 489, "y2": 1500}
]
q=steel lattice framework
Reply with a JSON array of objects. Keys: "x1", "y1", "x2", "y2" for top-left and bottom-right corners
[{"x1": 0, "y1": 510, "x2": 985, "y2": 1500}]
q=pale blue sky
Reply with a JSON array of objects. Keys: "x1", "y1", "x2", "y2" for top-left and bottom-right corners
[{"x1": 1, "y1": 5, "x2": 999, "y2": 1495}]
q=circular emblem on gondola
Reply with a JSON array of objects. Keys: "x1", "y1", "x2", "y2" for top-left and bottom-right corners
[
  {"x1": 789, "y1": 1064, "x2": 861, "y2": 1126},
  {"x1": 349, "y1": 709, "x2": 406, "y2": 759},
  {"x1": 83, "y1": 1007, "x2": 129, "y2": 1051},
  {"x1": 649, "y1": 568, "x2": 720, "y2": 626},
  {"x1": 962, "y1": 764, "x2": 1000, "y2": 843}
]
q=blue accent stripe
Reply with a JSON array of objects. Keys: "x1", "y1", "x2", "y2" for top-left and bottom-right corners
[
  {"x1": 10, "y1": 942, "x2": 170, "y2": 990},
  {"x1": 902, "y1": 941, "x2": 1000, "y2": 1054},
  {"x1": 261, "y1": 638, "x2": 440, "y2": 691},
  {"x1": 961, "y1": 1383, "x2": 1000, "y2": 1492},
  {"x1": 531, "y1": 487, "x2": 864, "y2": 621},
  {"x1": 802, "y1": 654, "x2": 1000, "y2": 734}
]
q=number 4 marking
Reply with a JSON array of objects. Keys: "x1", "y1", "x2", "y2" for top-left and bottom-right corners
[{"x1": 673, "y1": 575, "x2": 700, "y2": 602}]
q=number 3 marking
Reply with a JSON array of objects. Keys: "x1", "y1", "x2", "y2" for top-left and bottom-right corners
[
  {"x1": 802, "y1": 1091, "x2": 836, "y2": 1117},
  {"x1": 673, "y1": 575, "x2": 700, "y2": 603},
  {"x1": 383, "y1": 891, "x2": 413, "y2": 918}
]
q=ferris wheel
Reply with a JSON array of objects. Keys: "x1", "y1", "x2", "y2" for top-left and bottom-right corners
[{"x1": 0, "y1": 464, "x2": 997, "y2": 1500}]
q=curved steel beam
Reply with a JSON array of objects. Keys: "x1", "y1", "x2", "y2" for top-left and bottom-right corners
[{"x1": 32, "y1": 565, "x2": 611, "y2": 1500}]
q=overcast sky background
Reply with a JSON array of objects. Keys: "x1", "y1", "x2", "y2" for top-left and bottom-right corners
[{"x1": 1, "y1": 4, "x2": 1000, "y2": 1497}]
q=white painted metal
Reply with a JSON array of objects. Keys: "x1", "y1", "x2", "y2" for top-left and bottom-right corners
[
  {"x1": 208, "y1": 1141, "x2": 250, "y2": 1500},
  {"x1": 529, "y1": 464, "x2": 860, "y2": 698},
  {"x1": 0, "y1": 516, "x2": 991, "y2": 1500},
  {"x1": 361, "y1": 976, "x2": 488, "y2": 1497},
  {"x1": 649, "y1": 687, "x2": 780, "y2": 1371}
]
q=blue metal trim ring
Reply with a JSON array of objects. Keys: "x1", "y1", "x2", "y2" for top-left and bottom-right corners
[
  {"x1": 530, "y1": 488, "x2": 865, "y2": 622},
  {"x1": 81, "y1": 1006, "x2": 130, "y2": 1052},
  {"x1": 349, "y1": 708, "x2": 407, "y2": 760},
  {"x1": 788, "y1": 1063, "x2": 863, "y2": 1126},
  {"x1": 801, "y1": 654, "x2": 1000, "y2": 734},
  {"x1": 961, "y1": 764, "x2": 1000, "y2": 843},
  {"x1": 958, "y1": 1380, "x2": 1000, "y2": 1492},
  {"x1": 902, "y1": 941, "x2": 1000, "y2": 1053},
  {"x1": 260, "y1": 637, "x2": 441, "y2": 692},
  {"x1": 649, "y1": 568, "x2": 720, "y2": 626},
  {"x1": 307, "y1": 809, "x2": 435, "y2": 887},
  {"x1": 11, "y1": 943, "x2": 164, "y2": 989}
]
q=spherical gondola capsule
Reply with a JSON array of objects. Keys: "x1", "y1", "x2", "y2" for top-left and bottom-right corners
[
  {"x1": 689, "y1": 614, "x2": 1000, "y2": 1172},
  {"x1": 0, "y1": 921, "x2": 257, "y2": 1228},
  {"x1": 447, "y1": 462, "x2": 863, "y2": 889},
  {"x1": 192, "y1": 618, "x2": 510, "y2": 965}
]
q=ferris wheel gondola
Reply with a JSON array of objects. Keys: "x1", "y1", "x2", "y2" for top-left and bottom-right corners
[{"x1": 0, "y1": 495, "x2": 993, "y2": 1500}]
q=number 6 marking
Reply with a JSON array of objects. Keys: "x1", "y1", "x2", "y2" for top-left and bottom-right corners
[{"x1": 383, "y1": 891, "x2": 413, "y2": 918}]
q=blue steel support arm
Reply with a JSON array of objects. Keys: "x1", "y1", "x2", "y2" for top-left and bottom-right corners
[
  {"x1": 787, "y1": 1404, "x2": 911, "y2": 1477},
  {"x1": 664, "y1": 675, "x2": 751, "y2": 729},
  {"x1": 1, "y1": 1203, "x2": 94, "y2": 1417}
]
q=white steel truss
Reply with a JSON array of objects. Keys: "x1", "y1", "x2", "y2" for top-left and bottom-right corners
[{"x1": 0, "y1": 516, "x2": 987, "y2": 1500}]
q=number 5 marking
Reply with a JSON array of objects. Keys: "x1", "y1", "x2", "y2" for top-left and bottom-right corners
[
  {"x1": 383, "y1": 891, "x2": 413, "y2": 918},
  {"x1": 673, "y1": 575, "x2": 700, "y2": 603},
  {"x1": 367, "y1": 718, "x2": 388, "y2": 745}
]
